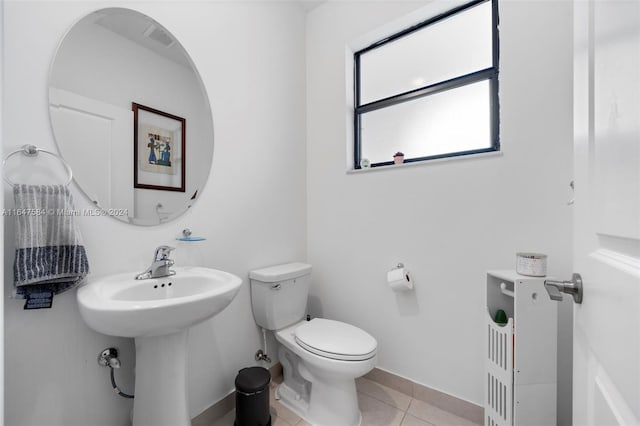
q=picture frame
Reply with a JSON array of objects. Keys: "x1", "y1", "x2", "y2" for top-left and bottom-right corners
[{"x1": 133, "y1": 102, "x2": 186, "y2": 192}]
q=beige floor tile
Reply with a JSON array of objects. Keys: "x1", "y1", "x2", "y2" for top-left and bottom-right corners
[
  {"x1": 358, "y1": 392, "x2": 405, "y2": 426},
  {"x1": 407, "y1": 399, "x2": 481, "y2": 426},
  {"x1": 211, "y1": 404, "x2": 302, "y2": 426},
  {"x1": 400, "y1": 413, "x2": 436, "y2": 426},
  {"x1": 356, "y1": 377, "x2": 412, "y2": 411},
  {"x1": 270, "y1": 396, "x2": 302, "y2": 425},
  {"x1": 210, "y1": 410, "x2": 234, "y2": 426},
  {"x1": 212, "y1": 408, "x2": 287, "y2": 426},
  {"x1": 272, "y1": 416, "x2": 295, "y2": 426},
  {"x1": 213, "y1": 374, "x2": 480, "y2": 426}
]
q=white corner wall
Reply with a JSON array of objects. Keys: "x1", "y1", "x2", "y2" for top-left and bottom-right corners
[
  {"x1": 2, "y1": 2, "x2": 306, "y2": 425},
  {"x1": 306, "y1": 0, "x2": 573, "y2": 420}
]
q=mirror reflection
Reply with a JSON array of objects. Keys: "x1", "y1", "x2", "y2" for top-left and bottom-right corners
[{"x1": 49, "y1": 8, "x2": 213, "y2": 225}]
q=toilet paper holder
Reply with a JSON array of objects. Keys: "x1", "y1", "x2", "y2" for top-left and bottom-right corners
[{"x1": 387, "y1": 263, "x2": 413, "y2": 291}]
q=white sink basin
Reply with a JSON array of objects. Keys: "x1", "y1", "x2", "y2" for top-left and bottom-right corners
[{"x1": 77, "y1": 266, "x2": 242, "y2": 337}]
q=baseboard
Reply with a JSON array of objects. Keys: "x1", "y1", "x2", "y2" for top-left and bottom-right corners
[
  {"x1": 364, "y1": 367, "x2": 484, "y2": 425},
  {"x1": 190, "y1": 364, "x2": 281, "y2": 426},
  {"x1": 191, "y1": 391, "x2": 235, "y2": 426}
]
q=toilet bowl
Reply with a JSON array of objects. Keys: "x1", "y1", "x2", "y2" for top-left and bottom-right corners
[
  {"x1": 275, "y1": 319, "x2": 377, "y2": 426},
  {"x1": 249, "y1": 263, "x2": 377, "y2": 426}
]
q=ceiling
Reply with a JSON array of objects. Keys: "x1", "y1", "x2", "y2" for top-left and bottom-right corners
[{"x1": 90, "y1": 2, "x2": 327, "y2": 68}]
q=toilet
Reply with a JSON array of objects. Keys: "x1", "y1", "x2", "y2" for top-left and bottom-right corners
[{"x1": 249, "y1": 262, "x2": 377, "y2": 426}]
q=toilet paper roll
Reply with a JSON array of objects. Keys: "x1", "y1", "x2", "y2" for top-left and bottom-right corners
[{"x1": 387, "y1": 268, "x2": 413, "y2": 292}]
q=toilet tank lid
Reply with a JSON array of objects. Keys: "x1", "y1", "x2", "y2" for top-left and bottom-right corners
[{"x1": 249, "y1": 262, "x2": 312, "y2": 282}]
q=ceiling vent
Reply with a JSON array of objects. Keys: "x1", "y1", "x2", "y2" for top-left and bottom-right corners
[{"x1": 143, "y1": 24, "x2": 175, "y2": 48}]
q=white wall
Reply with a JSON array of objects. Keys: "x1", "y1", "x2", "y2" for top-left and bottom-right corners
[
  {"x1": 2, "y1": 1, "x2": 306, "y2": 425},
  {"x1": 306, "y1": 0, "x2": 573, "y2": 421}
]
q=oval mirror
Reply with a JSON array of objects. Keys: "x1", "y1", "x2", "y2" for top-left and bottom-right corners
[{"x1": 48, "y1": 8, "x2": 213, "y2": 225}]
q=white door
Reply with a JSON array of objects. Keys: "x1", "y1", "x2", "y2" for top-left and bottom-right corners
[
  {"x1": 49, "y1": 88, "x2": 134, "y2": 214},
  {"x1": 572, "y1": 0, "x2": 640, "y2": 425}
]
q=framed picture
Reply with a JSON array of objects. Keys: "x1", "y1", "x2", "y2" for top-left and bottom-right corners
[{"x1": 133, "y1": 103, "x2": 186, "y2": 192}]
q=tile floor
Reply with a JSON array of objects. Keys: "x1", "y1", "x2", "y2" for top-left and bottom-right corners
[{"x1": 212, "y1": 375, "x2": 481, "y2": 426}]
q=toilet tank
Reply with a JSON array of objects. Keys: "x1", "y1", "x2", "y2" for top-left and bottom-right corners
[{"x1": 249, "y1": 262, "x2": 312, "y2": 330}]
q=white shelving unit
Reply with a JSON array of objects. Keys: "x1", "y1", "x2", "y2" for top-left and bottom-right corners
[{"x1": 485, "y1": 270, "x2": 557, "y2": 426}]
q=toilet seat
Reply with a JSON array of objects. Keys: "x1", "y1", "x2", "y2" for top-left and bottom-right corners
[{"x1": 294, "y1": 318, "x2": 377, "y2": 361}]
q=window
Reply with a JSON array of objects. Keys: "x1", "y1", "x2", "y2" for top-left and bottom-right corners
[{"x1": 354, "y1": 0, "x2": 499, "y2": 168}]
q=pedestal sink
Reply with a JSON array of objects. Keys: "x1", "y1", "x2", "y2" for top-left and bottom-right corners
[{"x1": 77, "y1": 266, "x2": 242, "y2": 426}]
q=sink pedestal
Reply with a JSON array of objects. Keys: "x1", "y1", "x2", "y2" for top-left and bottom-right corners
[{"x1": 132, "y1": 330, "x2": 190, "y2": 426}]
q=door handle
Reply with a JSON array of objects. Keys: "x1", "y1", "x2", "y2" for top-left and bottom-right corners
[{"x1": 544, "y1": 273, "x2": 583, "y2": 304}]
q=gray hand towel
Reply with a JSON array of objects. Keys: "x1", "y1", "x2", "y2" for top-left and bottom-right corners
[{"x1": 13, "y1": 184, "x2": 89, "y2": 304}]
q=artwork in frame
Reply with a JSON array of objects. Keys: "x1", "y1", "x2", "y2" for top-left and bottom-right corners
[{"x1": 133, "y1": 102, "x2": 186, "y2": 192}]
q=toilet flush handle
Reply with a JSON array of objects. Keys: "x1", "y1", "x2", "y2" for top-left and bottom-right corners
[{"x1": 271, "y1": 283, "x2": 282, "y2": 290}]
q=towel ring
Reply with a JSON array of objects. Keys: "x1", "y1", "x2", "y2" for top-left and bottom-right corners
[{"x1": 2, "y1": 144, "x2": 73, "y2": 187}]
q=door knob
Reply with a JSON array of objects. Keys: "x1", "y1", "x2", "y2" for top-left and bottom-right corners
[{"x1": 544, "y1": 273, "x2": 583, "y2": 304}]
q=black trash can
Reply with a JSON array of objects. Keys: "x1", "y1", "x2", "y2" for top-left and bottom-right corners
[{"x1": 234, "y1": 366, "x2": 271, "y2": 426}]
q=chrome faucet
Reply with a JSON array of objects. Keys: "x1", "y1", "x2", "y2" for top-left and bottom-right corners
[{"x1": 135, "y1": 245, "x2": 176, "y2": 280}]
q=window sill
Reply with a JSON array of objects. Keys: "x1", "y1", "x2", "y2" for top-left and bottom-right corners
[{"x1": 346, "y1": 150, "x2": 503, "y2": 174}]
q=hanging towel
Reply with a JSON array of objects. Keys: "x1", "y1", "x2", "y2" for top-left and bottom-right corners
[{"x1": 13, "y1": 184, "x2": 89, "y2": 309}]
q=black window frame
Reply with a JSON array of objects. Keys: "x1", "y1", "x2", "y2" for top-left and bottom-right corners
[{"x1": 353, "y1": 0, "x2": 500, "y2": 169}]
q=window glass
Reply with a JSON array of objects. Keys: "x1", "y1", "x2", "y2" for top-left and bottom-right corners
[
  {"x1": 359, "y1": 1, "x2": 493, "y2": 105},
  {"x1": 360, "y1": 80, "x2": 491, "y2": 163}
]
